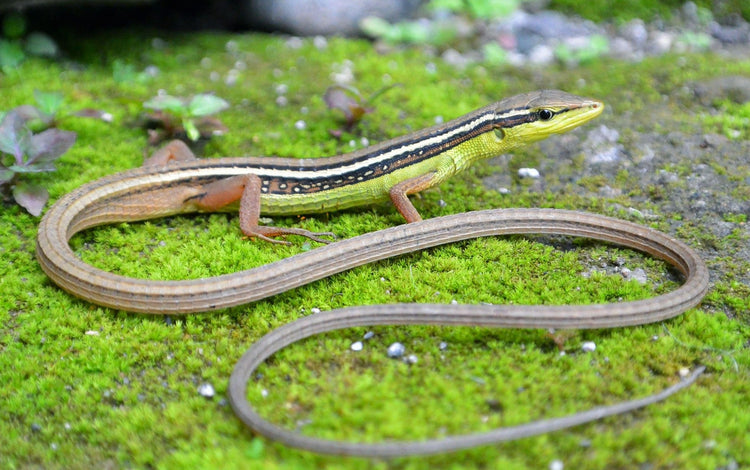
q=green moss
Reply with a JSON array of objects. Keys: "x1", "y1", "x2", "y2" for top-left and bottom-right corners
[
  {"x1": 701, "y1": 100, "x2": 750, "y2": 140},
  {"x1": 546, "y1": 0, "x2": 726, "y2": 24},
  {"x1": 1, "y1": 30, "x2": 749, "y2": 470}
]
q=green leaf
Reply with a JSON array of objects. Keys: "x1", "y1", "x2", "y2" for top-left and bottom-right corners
[
  {"x1": 24, "y1": 32, "x2": 58, "y2": 58},
  {"x1": 188, "y1": 94, "x2": 229, "y2": 117},
  {"x1": 466, "y1": 0, "x2": 519, "y2": 19},
  {"x1": 33, "y1": 90, "x2": 64, "y2": 117},
  {"x1": 12, "y1": 180, "x2": 48, "y2": 216},
  {"x1": 8, "y1": 162, "x2": 55, "y2": 173},
  {"x1": 0, "y1": 39, "x2": 25, "y2": 72},
  {"x1": 183, "y1": 118, "x2": 200, "y2": 141},
  {"x1": 0, "y1": 167, "x2": 14, "y2": 184},
  {"x1": 144, "y1": 95, "x2": 187, "y2": 114}
]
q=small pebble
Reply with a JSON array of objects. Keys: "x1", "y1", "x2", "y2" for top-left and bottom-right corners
[
  {"x1": 518, "y1": 167, "x2": 540, "y2": 178},
  {"x1": 144, "y1": 65, "x2": 160, "y2": 77},
  {"x1": 549, "y1": 459, "x2": 564, "y2": 470},
  {"x1": 350, "y1": 341, "x2": 363, "y2": 351},
  {"x1": 261, "y1": 389, "x2": 269, "y2": 398},
  {"x1": 581, "y1": 341, "x2": 596, "y2": 352},
  {"x1": 313, "y1": 35, "x2": 328, "y2": 49},
  {"x1": 363, "y1": 331, "x2": 375, "y2": 340},
  {"x1": 85, "y1": 330, "x2": 99, "y2": 336},
  {"x1": 224, "y1": 40, "x2": 238, "y2": 52},
  {"x1": 198, "y1": 383, "x2": 215, "y2": 398},
  {"x1": 439, "y1": 341, "x2": 448, "y2": 350},
  {"x1": 294, "y1": 120, "x2": 306, "y2": 130},
  {"x1": 678, "y1": 367, "x2": 690, "y2": 378},
  {"x1": 405, "y1": 354, "x2": 418, "y2": 364},
  {"x1": 387, "y1": 342, "x2": 405, "y2": 358},
  {"x1": 311, "y1": 307, "x2": 321, "y2": 314},
  {"x1": 225, "y1": 69, "x2": 240, "y2": 86}
]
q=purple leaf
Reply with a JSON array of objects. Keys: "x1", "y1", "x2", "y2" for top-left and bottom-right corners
[
  {"x1": 28, "y1": 128, "x2": 76, "y2": 164},
  {"x1": 12, "y1": 180, "x2": 48, "y2": 216},
  {"x1": 10, "y1": 105, "x2": 44, "y2": 123},
  {"x1": 0, "y1": 111, "x2": 31, "y2": 161},
  {"x1": 323, "y1": 86, "x2": 370, "y2": 128}
]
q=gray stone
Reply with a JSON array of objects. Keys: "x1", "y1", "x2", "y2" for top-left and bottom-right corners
[{"x1": 243, "y1": 0, "x2": 422, "y2": 36}]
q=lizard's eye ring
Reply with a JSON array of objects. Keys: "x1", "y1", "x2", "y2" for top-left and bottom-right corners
[{"x1": 538, "y1": 109, "x2": 554, "y2": 120}]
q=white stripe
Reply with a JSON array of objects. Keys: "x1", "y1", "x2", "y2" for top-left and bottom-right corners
[
  {"x1": 125, "y1": 108, "x2": 529, "y2": 190},
  {"x1": 214, "y1": 111, "x2": 501, "y2": 181}
]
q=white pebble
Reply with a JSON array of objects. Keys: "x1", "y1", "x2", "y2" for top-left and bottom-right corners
[
  {"x1": 405, "y1": 354, "x2": 418, "y2": 364},
  {"x1": 351, "y1": 341, "x2": 363, "y2": 351},
  {"x1": 311, "y1": 307, "x2": 321, "y2": 314},
  {"x1": 387, "y1": 342, "x2": 405, "y2": 358},
  {"x1": 198, "y1": 383, "x2": 215, "y2": 398},
  {"x1": 582, "y1": 341, "x2": 596, "y2": 352},
  {"x1": 313, "y1": 35, "x2": 328, "y2": 49},
  {"x1": 294, "y1": 120, "x2": 306, "y2": 130},
  {"x1": 85, "y1": 330, "x2": 99, "y2": 336},
  {"x1": 518, "y1": 167, "x2": 540, "y2": 179},
  {"x1": 549, "y1": 460, "x2": 564, "y2": 470},
  {"x1": 225, "y1": 69, "x2": 240, "y2": 86},
  {"x1": 679, "y1": 367, "x2": 690, "y2": 378}
]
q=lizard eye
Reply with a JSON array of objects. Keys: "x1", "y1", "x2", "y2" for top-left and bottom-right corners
[
  {"x1": 494, "y1": 128, "x2": 505, "y2": 140},
  {"x1": 538, "y1": 109, "x2": 554, "y2": 121}
]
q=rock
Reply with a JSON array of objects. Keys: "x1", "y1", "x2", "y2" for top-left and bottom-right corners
[
  {"x1": 243, "y1": 0, "x2": 422, "y2": 36},
  {"x1": 693, "y1": 76, "x2": 750, "y2": 105}
]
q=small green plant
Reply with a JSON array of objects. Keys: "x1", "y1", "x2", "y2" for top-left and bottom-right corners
[
  {"x1": 554, "y1": 34, "x2": 610, "y2": 66},
  {"x1": 360, "y1": 16, "x2": 457, "y2": 46},
  {"x1": 142, "y1": 93, "x2": 229, "y2": 144},
  {"x1": 428, "y1": 0, "x2": 520, "y2": 19},
  {"x1": 9, "y1": 90, "x2": 111, "y2": 132},
  {"x1": 323, "y1": 84, "x2": 399, "y2": 136},
  {"x1": 0, "y1": 110, "x2": 76, "y2": 215},
  {"x1": 0, "y1": 12, "x2": 58, "y2": 73}
]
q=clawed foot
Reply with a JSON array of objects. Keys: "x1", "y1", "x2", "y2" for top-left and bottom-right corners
[{"x1": 245, "y1": 225, "x2": 336, "y2": 245}]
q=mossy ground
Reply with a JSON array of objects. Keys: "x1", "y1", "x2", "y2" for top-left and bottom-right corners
[{"x1": 1, "y1": 29, "x2": 748, "y2": 470}]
